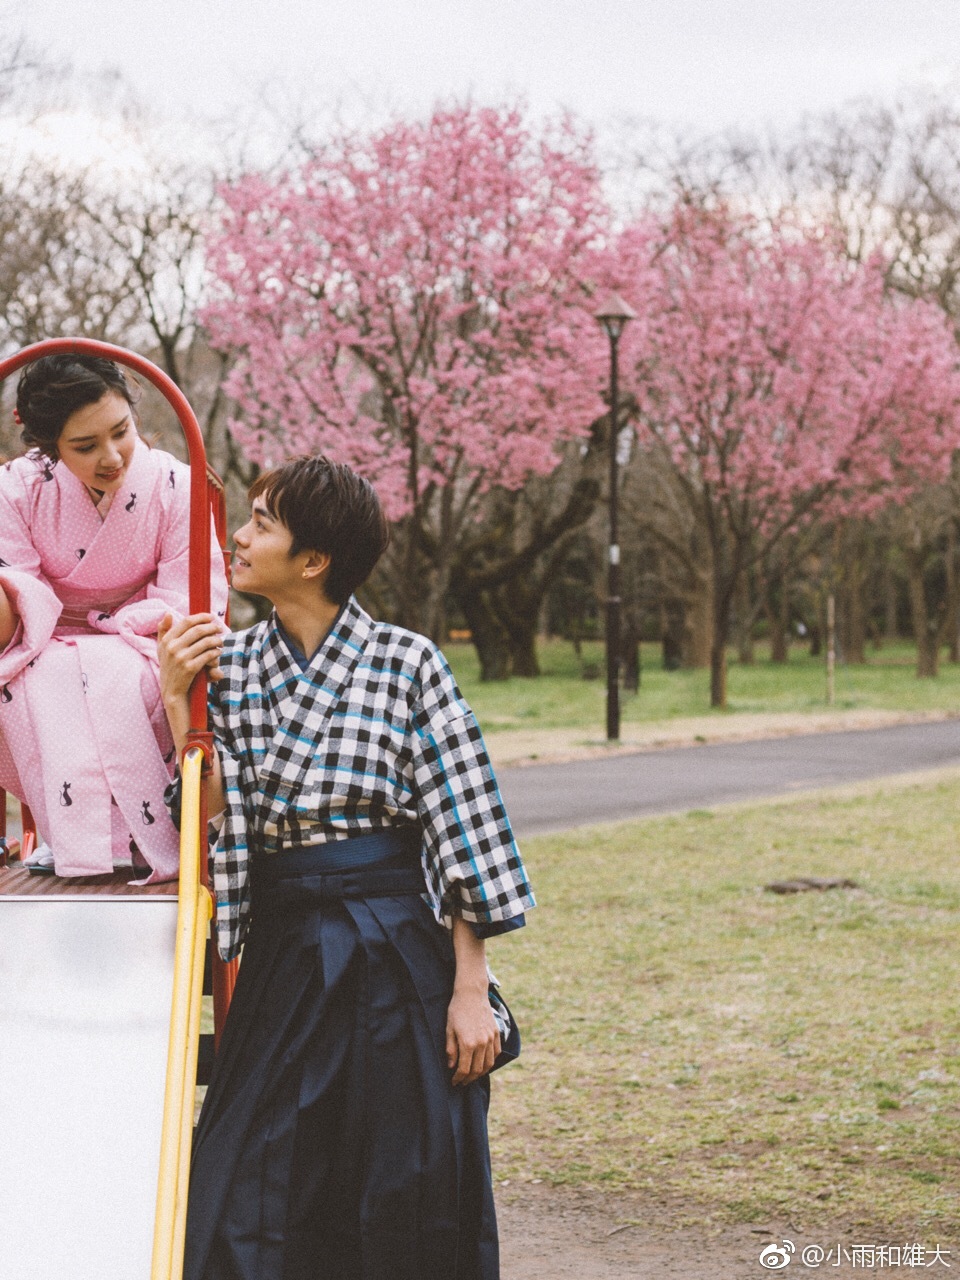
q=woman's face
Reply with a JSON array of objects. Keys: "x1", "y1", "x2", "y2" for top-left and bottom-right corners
[{"x1": 57, "y1": 392, "x2": 137, "y2": 492}]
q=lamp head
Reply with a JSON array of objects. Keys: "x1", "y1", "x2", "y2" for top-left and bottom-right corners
[{"x1": 594, "y1": 292, "x2": 637, "y2": 342}]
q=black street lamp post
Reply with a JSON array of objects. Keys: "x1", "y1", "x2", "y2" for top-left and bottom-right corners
[{"x1": 594, "y1": 292, "x2": 637, "y2": 742}]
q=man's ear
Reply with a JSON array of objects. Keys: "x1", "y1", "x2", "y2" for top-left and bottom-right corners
[{"x1": 301, "y1": 550, "x2": 332, "y2": 582}]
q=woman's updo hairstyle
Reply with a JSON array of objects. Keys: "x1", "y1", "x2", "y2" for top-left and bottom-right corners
[{"x1": 16, "y1": 355, "x2": 139, "y2": 459}]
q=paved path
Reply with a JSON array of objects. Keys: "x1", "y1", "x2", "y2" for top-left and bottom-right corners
[{"x1": 497, "y1": 719, "x2": 960, "y2": 837}]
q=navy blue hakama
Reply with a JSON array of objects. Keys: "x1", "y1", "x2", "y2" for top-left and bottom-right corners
[{"x1": 184, "y1": 834, "x2": 500, "y2": 1280}]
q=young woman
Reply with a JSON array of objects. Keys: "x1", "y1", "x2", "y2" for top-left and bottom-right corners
[
  {"x1": 0, "y1": 353, "x2": 228, "y2": 879},
  {"x1": 159, "y1": 455, "x2": 534, "y2": 1280}
]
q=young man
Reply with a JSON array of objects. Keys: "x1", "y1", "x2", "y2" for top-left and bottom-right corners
[{"x1": 158, "y1": 455, "x2": 533, "y2": 1280}]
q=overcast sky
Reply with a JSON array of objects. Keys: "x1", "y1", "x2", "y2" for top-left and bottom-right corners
[{"x1": 12, "y1": 0, "x2": 960, "y2": 138}]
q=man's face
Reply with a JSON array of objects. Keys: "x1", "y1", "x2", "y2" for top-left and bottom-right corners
[{"x1": 232, "y1": 499, "x2": 301, "y2": 599}]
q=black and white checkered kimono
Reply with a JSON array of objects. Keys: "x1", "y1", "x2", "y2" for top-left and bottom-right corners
[{"x1": 184, "y1": 597, "x2": 534, "y2": 1280}]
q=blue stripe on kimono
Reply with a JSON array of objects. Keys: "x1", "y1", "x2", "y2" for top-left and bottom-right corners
[{"x1": 207, "y1": 596, "x2": 534, "y2": 961}]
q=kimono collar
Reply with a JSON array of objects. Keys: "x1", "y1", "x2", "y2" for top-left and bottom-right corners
[
  {"x1": 269, "y1": 595, "x2": 374, "y2": 677},
  {"x1": 275, "y1": 602, "x2": 347, "y2": 671},
  {"x1": 315, "y1": 594, "x2": 375, "y2": 661},
  {"x1": 251, "y1": 596, "x2": 377, "y2": 843},
  {"x1": 85, "y1": 487, "x2": 115, "y2": 521}
]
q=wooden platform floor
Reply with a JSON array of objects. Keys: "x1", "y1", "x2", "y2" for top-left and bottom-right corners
[{"x1": 0, "y1": 860, "x2": 178, "y2": 898}]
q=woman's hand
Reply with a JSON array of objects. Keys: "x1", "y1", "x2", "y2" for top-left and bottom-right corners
[
  {"x1": 157, "y1": 613, "x2": 224, "y2": 705},
  {"x1": 446, "y1": 985, "x2": 500, "y2": 1086}
]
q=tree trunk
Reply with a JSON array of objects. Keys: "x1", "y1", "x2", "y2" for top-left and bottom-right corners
[
  {"x1": 457, "y1": 587, "x2": 512, "y2": 682},
  {"x1": 661, "y1": 601, "x2": 685, "y2": 671},
  {"x1": 684, "y1": 570, "x2": 713, "y2": 668},
  {"x1": 915, "y1": 628, "x2": 940, "y2": 678},
  {"x1": 710, "y1": 584, "x2": 733, "y2": 708},
  {"x1": 883, "y1": 553, "x2": 898, "y2": 644},
  {"x1": 400, "y1": 515, "x2": 423, "y2": 636},
  {"x1": 498, "y1": 577, "x2": 543, "y2": 677},
  {"x1": 905, "y1": 547, "x2": 939, "y2": 679},
  {"x1": 705, "y1": 527, "x2": 735, "y2": 708},
  {"x1": 710, "y1": 634, "x2": 727, "y2": 708},
  {"x1": 734, "y1": 570, "x2": 755, "y2": 664},
  {"x1": 842, "y1": 548, "x2": 868, "y2": 665},
  {"x1": 763, "y1": 564, "x2": 791, "y2": 663},
  {"x1": 507, "y1": 626, "x2": 540, "y2": 678},
  {"x1": 392, "y1": 514, "x2": 450, "y2": 640},
  {"x1": 622, "y1": 616, "x2": 641, "y2": 692},
  {"x1": 769, "y1": 615, "x2": 788, "y2": 663},
  {"x1": 947, "y1": 522, "x2": 960, "y2": 663},
  {"x1": 458, "y1": 567, "x2": 547, "y2": 679}
]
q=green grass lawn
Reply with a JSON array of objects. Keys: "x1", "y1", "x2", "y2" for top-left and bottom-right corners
[
  {"x1": 446, "y1": 639, "x2": 960, "y2": 733},
  {"x1": 487, "y1": 775, "x2": 960, "y2": 1238}
]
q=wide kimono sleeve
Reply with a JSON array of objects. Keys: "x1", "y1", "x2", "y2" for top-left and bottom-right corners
[
  {"x1": 410, "y1": 643, "x2": 534, "y2": 933},
  {"x1": 207, "y1": 643, "x2": 256, "y2": 961},
  {"x1": 0, "y1": 467, "x2": 62, "y2": 685},
  {"x1": 93, "y1": 461, "x2": 228, "y2": 659},
  {"x1": 163, "y1": 641, "x2": 252, "y2": 961}
]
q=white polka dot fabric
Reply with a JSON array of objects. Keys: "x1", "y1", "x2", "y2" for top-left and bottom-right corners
[{"x1": 0, "y1": 438, "x2": 228, "y2": 880}]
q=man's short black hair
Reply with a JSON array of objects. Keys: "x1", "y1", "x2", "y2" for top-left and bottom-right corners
[{"x1": 248, "y1": 455, "x2": 389, "y2": 604}]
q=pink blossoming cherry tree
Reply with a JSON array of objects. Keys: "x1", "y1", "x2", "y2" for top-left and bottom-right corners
[
  {"x1": 617, "y1": 202, "x2": 960, "y2": 706},
  {"x1": 203, "y1": 105, "x2": 613, "y2": 638}
]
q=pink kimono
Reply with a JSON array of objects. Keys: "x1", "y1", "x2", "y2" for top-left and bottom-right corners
[{"x1": 0, "y1": 437, "x2": 228, "y2": 880}]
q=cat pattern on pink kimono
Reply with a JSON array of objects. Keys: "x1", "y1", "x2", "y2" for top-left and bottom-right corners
[{"x1": 0, "y1": 436, "x2": 228, "y2": 880}]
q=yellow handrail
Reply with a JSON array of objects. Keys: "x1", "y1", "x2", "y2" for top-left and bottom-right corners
[{"x1": 151, "y1": 748, "x2": 212, "y2": 1279}]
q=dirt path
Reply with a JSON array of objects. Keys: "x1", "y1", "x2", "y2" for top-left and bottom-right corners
[
  {"x1": 498, "y1": 1186, "x2": 947, "y2": 1278},
  {"x1": 483, "y1": 708, "x2": 954, "y2": 769}
]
